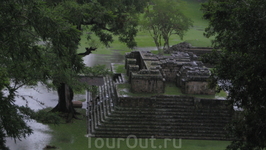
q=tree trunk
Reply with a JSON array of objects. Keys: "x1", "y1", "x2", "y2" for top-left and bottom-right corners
[
  {"x1": 52, "y1": 83, "x2": 77, "y2": 122},
  {"x1": 162, "y1": 33, "x2": 170, "y2": 53}
]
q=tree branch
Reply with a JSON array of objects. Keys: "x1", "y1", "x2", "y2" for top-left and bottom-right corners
[{"x1": 77, "y1": 47, "x2": 97, "y2": 56}]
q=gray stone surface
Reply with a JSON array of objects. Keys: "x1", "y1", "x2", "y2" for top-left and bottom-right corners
[
  {"x1": 164, "y1": 42, "x2": 192, "y2": 54},
  {"x1": 124, "y1": 50, "x2": 214, "y2": 95}
]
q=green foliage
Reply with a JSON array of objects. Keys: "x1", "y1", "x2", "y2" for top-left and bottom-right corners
[
  {"x1": 0, "y1": 0, "x2": 148, "y2": 148},
  {"x1": 34, "y1": 109, "x2": 62, "y2": 124},
  {"x1": 19, "y1": 107, "x2": 62, "y2": 124},
  {"x1": 141, "y1": 0, "x2": 193, "y2": 53},
  {"x1": 0, "y1": 128, "x2": 8, "y2": 150},
  {"x1": 0, "y1": 93, "x2": 33, "y2": 142},
  {"x1": 202, "y1": 0, "x2": 266, "y2": 149}
]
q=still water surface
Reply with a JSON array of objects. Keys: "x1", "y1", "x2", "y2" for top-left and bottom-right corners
[{"x1": 5, "y1": 48, "x2": 154, "y2": 150}]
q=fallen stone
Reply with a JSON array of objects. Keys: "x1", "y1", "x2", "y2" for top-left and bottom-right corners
[{"x1": 72, "y1": 101, "x2": 83, "y2": 108}]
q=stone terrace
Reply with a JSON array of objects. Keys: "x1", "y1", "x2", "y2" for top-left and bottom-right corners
[
  {"x1": 125, "y1": 50, "x2": 214, "y2": 94},
  {"x1": 87, "y1": 87, "x2": 233, "y2": 140},
  {"x1": 86, "y1": 47, "x2": 232, "y2": 141}
]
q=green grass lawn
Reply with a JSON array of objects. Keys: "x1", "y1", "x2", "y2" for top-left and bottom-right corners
[
  {"x1": 47, "y1": 109, "x2": 230, "y2": 150},
  {"x1": 77, "y1": 0, "x2": 212, "y2": 55}
]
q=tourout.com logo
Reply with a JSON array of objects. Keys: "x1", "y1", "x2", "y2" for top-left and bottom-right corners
[{"x1": 88, "y1": 135, "x2": 182, "y2": 149}]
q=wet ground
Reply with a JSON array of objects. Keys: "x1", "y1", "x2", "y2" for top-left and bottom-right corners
[
  {"x1": 5, "y1": 55, "x2": 117, "y2": 149},
  {"x1": 83, "y1": 53, "x2": 124, "y2": 68},
  {"x1": 5, "y1": 48, "x2": 149, "y2": 150},
  {"x1": 7, "y1": 47, "x2": 205, "y2": 149},
  {"x1": 5, "y1": 83, "x2": 87, "y2": 150}
]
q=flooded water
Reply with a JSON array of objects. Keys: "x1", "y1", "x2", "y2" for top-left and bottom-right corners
[
  {"x1": 5, "y1": 83, "x2": 87, "y2": 150},
  {"x1": 5, "y1": 121, "x2": 52, "y2": 150},
  {"x1": 4, "y1": 47, "x2": 155, "y2": 150},
  {"x1": 83, "y1": 53, "x2": 124, "y2": 68}
]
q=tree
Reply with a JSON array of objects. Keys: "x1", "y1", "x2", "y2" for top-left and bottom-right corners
[
  {"x1": 141, "y1": 0, "x2": 193, "y2": 54},
  {"x1": 45, "y1": 0, "x2": 148, "y2": 118},
  {"x1": 0, "y1": 0, "x2": 83, "y2": 148},
  {"x1": 0, "y1": 0, "x2": 148, "y2": 149},
  {"x1": 202, "y1": 0, "x2": 266, "y2": 149}
]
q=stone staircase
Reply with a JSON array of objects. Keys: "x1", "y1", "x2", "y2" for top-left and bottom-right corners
[{"x1": 87, "y1": 77, "x2": 233, "y2": 140}]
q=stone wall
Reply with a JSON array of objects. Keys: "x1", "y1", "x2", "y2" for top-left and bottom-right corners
[
  {"x1": 131, "y1": 70, "x2": 165, "y2": 93},
  {"x1": 164, "y1": 42, "x2": 192, "y2": 54},
  {"x1": 164, "y1": 42, "x2": 214, "y2": 56},
  {"x1": 177, "y1": 65, "x2": 215, "y2": 95},
  {"x1": 125, "y1": 51, "x2": 141, "y2": 69},
  {"x1": 160, "y1": 60, "x2": 182, "y2": 82},
  {"x1": 125, "y1": 50, "x2": 214, "y2": 95},
  {"x1": 118, "y1": 95, "x2": 230, "y2": 108},
  {"x1": 182, "y1": 81, "x2": 215, "y2": 95},
  {"x1": 193, "y1": 98, "x2": 230, "y2": 109},
  {"x1": 140, "y1": 51, "x2": 158, "y2": 69},
  {"x1": 118, "y1": 97, "x2": 155, "y2": 107},
  {"x1": 92, "y1": 94, "x2": 233, "y2": 140}
]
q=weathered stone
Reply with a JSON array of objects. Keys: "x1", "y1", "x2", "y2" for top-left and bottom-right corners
[
  {"x1": 177, "y1": 65, "x2": 215, "y2": 95},
  {"x1": 125, "y1": 49, "x2": 214, "y2": 95},
  {"x1": 127, "y1": 64, "x2": 139, "y2": 76},
  {"x1": 72, "y1": 101, "x2": 82, "y2": 108},
  {"x1": 127, "y1": 58, "x2": 136, "y2": 65},
  {"x1": 164, "y1": 42, "x2": 192, "y2": 54}
]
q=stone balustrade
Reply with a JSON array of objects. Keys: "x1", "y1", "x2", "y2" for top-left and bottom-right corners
[{"x1": 87, "y1": 76, "x2": 117, "y2": 136}]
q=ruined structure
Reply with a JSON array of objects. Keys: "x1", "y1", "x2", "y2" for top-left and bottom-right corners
[
  {"x1": 125, "y1": 50, "x2": 215, "y2": 95},
  {"x1": 164, "y1": 42, "x2": 213, "y2": 56},
  {"x1": 177, "y1": 66, "x2": 214, "y2": 94},
  {"x1": 85, "y1": 44, "x2": 233, "y2": 141},
  {"x1": 86, "y1": 81, "x2": 234, "y2": 140}
]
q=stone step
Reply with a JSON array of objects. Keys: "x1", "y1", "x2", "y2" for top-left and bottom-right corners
[
  {"x1": 108, "y1": 113, "x2": 232, "y2": 121},
  {"x1": 104, "y1": 119, "x2": 231, "y2": 126},
  {"x1": 90, "y1": 84, "x2": 233, "y2": 140},
  {"x1": 92, "y1": 130, "x2": 227, "y2": 140},
  {"x1": 93, "y1": 127, "x2": 226, "y2": 135},
  {"x1": 155, "y1": 100, "x2": 194, "y2": 105},
  {"x1": 111, "y1": 110, "x2": 232, "y2": 117},
  {"x1": 98, "y1": 123, "x2": 227, "y2": 130},
  {"x1": 114, "y1": 106, "x2": 232, "y2": 114},
  {"x1": 103, "y1": 118, "x2": 231, "y2": 126},
  {"x1": 99, "y1": 123, "x2": 230, "y2": 130},
  {"x1": 105, "y1": 117, "x2": 231, "y2": 124},
  {"x1": 92, "y1": 134, "x2": 227, "y2": 140},
  {"x1": 92, "y1": 131, "x2": 226, "y2": 138}
]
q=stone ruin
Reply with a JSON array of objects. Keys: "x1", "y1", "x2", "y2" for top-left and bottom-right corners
[
  {"x1": 164, "y1": 42, "x2": 215, "y2": 68},
  {"x1": 125, "y1": 49, "x2": 215, "y2": 95},
  {"x1": 164, "y1": 42, "x2": 192, "y2": 54},
  {"x1": 177, "y1": 66, "x2": 214, "y2": 94},
  {"x1": 85, "y1": 44, "x2": 233, "y2": 141}
]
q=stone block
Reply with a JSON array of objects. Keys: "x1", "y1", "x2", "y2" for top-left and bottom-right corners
[
  {"x1": 72, "y1": 101, "x2": 83, "y2": 108},
  {"x1": 127, "y1": 58, "x2": 137, "y2": 65}
]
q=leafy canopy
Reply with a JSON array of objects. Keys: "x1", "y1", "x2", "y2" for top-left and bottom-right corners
[
  {"x1": 0, "y1": 0, "x2": 148, "y2": 149},
  {"x1": 141, "y1": 0, "x2": 193, "y2": 53},
  {"x1": 202, "y1": 0, "x2": 266, "y2": 149}
]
